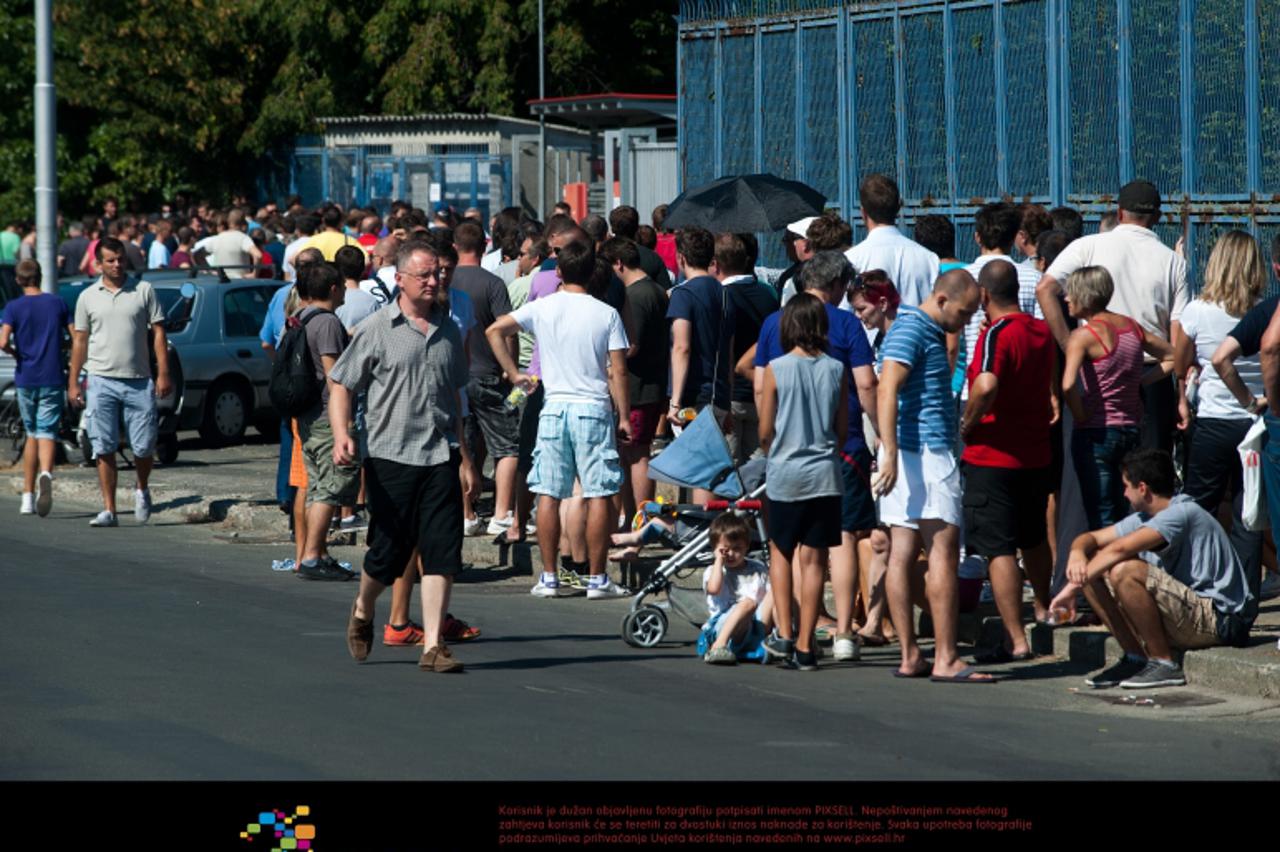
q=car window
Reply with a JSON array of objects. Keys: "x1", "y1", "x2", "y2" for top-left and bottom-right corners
[{"x1": 223, "y1": 287, "x2": 270, "y2": 338}]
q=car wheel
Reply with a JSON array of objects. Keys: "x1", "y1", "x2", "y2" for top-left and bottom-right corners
[
  {"x1": 1, "y1": 391, "x2": 25, "y2": 466},
  {"x1": 156, "y1": 433, "x2": 180, "y2": 465},
  {"x1": 199, "y1": 380, "x2": 249, "y2": 446}
]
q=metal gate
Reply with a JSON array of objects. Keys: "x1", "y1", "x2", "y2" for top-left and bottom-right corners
[{"x1": 679, "y1": 0, "x2": 1280, "y2": 278}]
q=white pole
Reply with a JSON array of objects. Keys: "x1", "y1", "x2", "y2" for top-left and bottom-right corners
[{"x1": 34, "y1": 0, "x2": 57, "y2": 293}]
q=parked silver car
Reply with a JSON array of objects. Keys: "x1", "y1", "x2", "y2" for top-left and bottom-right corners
[{"x1": 159, "y1": 275, "x2": 286, "y2": 445}]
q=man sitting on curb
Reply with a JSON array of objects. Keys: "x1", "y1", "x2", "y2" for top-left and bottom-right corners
[{"x1": 1049, "y1": 449, "x2": 1257, "y2": 689}]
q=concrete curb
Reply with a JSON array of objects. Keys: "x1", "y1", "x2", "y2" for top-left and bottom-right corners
[{"x1": 976, "y1": 615, "x2": 1280, "y2": 701}]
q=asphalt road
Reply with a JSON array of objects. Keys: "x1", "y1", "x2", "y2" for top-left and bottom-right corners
[{"x1": 4, "y1": 479, "x2": 1280, "y2": 782}]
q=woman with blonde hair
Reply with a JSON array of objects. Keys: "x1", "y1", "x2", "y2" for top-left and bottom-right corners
[
  {"x1": 1174, "y1": 230, "x2": 1266, "y2": 575},
  {"x1": 1063, "y1": 266, "x2": 1175, "y2": 529}
]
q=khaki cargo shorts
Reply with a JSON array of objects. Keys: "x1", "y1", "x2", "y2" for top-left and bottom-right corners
[
  {"x1": 1143, "y1": 567, "x2": 1220, "y2": 650},
  {"x1": 298, "y1": 415, "x2": 360, "y2": 507}
]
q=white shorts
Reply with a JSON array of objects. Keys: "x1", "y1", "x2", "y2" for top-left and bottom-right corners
[{"x1": 878, "y1": 445, "x2": 962, "y2": 529}]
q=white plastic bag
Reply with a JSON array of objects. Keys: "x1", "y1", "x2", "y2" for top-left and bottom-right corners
[{"x1": 1237, "y1": 415, "x2": 1270, "y2": 531}]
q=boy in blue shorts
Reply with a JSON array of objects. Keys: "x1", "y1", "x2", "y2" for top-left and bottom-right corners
[
  {"x1": 486, "y1": 239, "x2": 634, "y2": 599},
  {"x1": 1, "y1": 260, "x2": 73, "y2": 516},
  {"x1": 701, "y1": 513, "x2": 773, "y2": 664}
]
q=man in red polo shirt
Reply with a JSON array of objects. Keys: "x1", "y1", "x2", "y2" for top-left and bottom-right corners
[{"x1": 959, "y1": 260, "x2": 1058, "y2": 663}]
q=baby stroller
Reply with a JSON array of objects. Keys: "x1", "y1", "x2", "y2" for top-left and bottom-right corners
[{"x1": 620, "y1": 407, "x2": 769, "y2": 648}]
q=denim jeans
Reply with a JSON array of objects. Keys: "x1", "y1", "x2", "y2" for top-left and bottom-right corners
[
  {"x1": 276, "y1": 416, "x2": 295, "y2": 507},
  {"x1": 1071, "y1": 426, "x2": 1139, "y2": 531},
  {"x1": 1262, "y1": 414, "x2": 1280, "y2": 538}
]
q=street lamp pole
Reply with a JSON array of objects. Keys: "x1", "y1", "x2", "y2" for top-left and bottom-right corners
[
  {"x1": 538, "y1": 0, "x2": 546, "y2": 221},
  {"x1": 34, "y1": 0, "x2": 57, "y2": 293}
]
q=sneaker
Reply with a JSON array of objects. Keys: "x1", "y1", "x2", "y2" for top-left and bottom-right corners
[
  {"x1": 1120, "y1": 659, "x2": 1187, "y2": 689},
  {"x1": 419, "y1": 645, "x2": 464, "y2": 673},
  {"x1": 442, "y1": 613, "x2": 481, "y2": 642},
  {"x1": 833, "y1": 634, "x2": 861, "y2": 662},
  {"x1": 764, "y1": 633, "x2": 794, "y2": 660},
  {"x1": 785, "y1": 648, "x2": 819, "y2": 671},
  {"x1": 89, "y1": 510, "x2": 118, "y2": 527},
  {"x1": 1085, "y1": 656, "x2": 1148, "y2": 689},
  {"x1": 704, "y1": 646, "x2": 737, "y2": 665},
  {"x1": 463, "y1": 516, "x2": 486, "y2": 536},
  {"x1": 486, "y1": 513, "x2": 514, "y2": 536},
  {"x1": 586, "y1": 577, "x2": 631, "y2": 599},
  {"x1": 35, "y1": 472, "x2": 53, "y2": 517},
  {"x1": 383, "y1": 622, "x2": 425, "y2": 646},
  {"x1": 1260, "y1": 571, "x2": 1280, "y2": 602},
  {"x1": 297, "y1": 556, "x2": 358, "y2": 581},
  {"x1": 531, "y1": 576, "x2": 573, "y2": 598},
  {"x1": 557, "y1": 566, "x2": 589, "y2": 590},
  {"x1": 339, "y1": 512, "x2": 368, "y2": 532},
  {"x1": 19, "y1": 493, "x2": 34, "y2": 515},
  {"x1": 134, "y1": 488, "x2": 151, "y2": 524},
  {"x1": 347, "y1": 602, "x2": 374, "y2": 662}
]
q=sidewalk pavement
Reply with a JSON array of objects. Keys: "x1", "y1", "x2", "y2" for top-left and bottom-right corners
[{"x1": 11, "y1": 459, "x2": 1279, "y2": 701}]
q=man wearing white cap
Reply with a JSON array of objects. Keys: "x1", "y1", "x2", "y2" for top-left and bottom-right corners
[{"x1": 777, "y1": 216, "x2": 816, "y2": 304}]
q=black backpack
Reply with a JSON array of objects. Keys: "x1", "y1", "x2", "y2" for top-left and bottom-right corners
[{"x1": 269, "y1": 310, "x2": 331, "y2": 417}]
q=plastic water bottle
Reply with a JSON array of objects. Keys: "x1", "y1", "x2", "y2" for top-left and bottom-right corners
[{"x1": 504, "y1": 377, "x2": 538, "y2": 412}]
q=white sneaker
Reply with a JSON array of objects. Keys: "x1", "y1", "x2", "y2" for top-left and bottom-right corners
[
  {"x1": 832, "y1": 635, "x2": 861, "y2": 662},
  {"x1": 35, "y1": 472, "x2": 53, "y2": 517},
  {"x1": 486, "y1": 513, "x2": 514, "y2": 536},
  {"x1": 463, "y1": 515, "x2": 485, "y2": 536},
  {"x1": 20, "y1": 492, "x2": 35, "y2": 515},
  {"x1": 531, "y1": 576, "x2": 572, "y2": 598},
  {"x1": 135, "y1": 488, "x2": 152, "y2": 524},
  {"x1": 586, "y1": 577, "x2": 631, "y2": 599},
  {"x1": 89, "y1": 510, "x2": 118, "y2": 527}
]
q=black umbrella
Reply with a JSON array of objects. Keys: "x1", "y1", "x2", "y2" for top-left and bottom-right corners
[{"x1": 661, "y1": 173, "x2": 827, "y2": 233}]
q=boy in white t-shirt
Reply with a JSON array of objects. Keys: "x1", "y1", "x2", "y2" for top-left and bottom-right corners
[
  {"x1": 701, "y1": 513, "x2": 773, "y2": 664},
  {"x1": 486, "y1": 239, "x2": 633, "y2": 599}
]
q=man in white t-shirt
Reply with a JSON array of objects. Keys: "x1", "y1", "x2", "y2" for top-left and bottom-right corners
[
  {"x1": 193, "y1": 208, "x2": 261, "y2": 278},
  {"x1": 486, "y1": 239, "x2": 633, "y2": 600},
  {"x1": 844, "y1": 174, "x2": 940, "y2": 309},
  {"x1": 1036, "y1": 180, "x2": 1188, "y2": 452}
]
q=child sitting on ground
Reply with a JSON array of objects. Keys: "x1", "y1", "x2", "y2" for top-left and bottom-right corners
[{"x1": 699, "y1": 512, "x2": 774, "y2": 664}]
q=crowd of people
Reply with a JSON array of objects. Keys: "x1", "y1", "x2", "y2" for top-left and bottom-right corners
[{"x1": 3, "y1": 175, "x2": 1276, "y2": 684}]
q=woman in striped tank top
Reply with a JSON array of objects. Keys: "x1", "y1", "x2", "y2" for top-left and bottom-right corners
[{"x1": 1062, "y1": 266, "x2": 1175, "y2": 530}]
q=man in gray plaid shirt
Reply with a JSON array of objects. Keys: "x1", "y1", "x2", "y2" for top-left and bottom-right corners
[{"x1": 328, "y1": 240, "x2": 479, "y2": 673}]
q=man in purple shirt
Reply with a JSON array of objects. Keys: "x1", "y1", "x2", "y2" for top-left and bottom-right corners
[{"x1": 1, "y1": 260, "x2": 73, "y2": 516}]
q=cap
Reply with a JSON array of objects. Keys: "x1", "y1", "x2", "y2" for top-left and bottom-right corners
[
  {"x1": 786, "y1": 216, "x2": 818, "y2": 238},
  {"x1": 1118, "y1": 180, "x2": 1160, "y2": 214}
]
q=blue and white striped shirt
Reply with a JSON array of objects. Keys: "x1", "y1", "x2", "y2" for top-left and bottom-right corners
[{"x1": 880, "y1": 304, "x2": 956, "y2": 452}]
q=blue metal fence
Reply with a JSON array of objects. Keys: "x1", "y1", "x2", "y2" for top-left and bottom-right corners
[{"x1": 680, "y1": 0, "x2": 1280, "y2": 275}]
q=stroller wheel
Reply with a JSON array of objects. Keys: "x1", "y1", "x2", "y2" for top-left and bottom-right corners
[{"x1": 621, "y1": 606, "x2": 668, "y2": 648}]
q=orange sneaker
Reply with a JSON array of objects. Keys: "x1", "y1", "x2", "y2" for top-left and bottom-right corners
[
  {"x1": 442, "y1": 613, "x2": 481, "y2": 642},
  {"x1": 383, "y1": 621, "x2": 425, "y2": 646}
]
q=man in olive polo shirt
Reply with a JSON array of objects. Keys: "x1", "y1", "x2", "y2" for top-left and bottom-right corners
[{"x1": 68, "y1": 237, "x2": 173, "y2": 527}]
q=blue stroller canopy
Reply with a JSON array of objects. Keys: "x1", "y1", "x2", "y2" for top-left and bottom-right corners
[{"x1": 648, "y1": 407, "x2": 744, "y2": 499}]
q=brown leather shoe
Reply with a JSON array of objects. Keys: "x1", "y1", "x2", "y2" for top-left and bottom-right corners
[
  {"x1": 347, "y1": 602, "x2": 374, "y2": 662},
  {"x1": 419, "y1": 645, "x2": 464, "y2": 673}
]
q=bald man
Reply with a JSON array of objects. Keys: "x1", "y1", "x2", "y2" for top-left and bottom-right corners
[
  {"x1": 874, "y1": 269, "x2": 995, "y2": 683},
  {"x1": 360, "y1": 236, "x2": 403, "y2": 306}
]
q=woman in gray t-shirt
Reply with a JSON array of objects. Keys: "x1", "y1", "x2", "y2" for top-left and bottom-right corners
[{"x1": 758, "y1": 294, "x2": 848, "y2": 670}]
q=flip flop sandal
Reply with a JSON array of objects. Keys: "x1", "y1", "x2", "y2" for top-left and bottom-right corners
[
  {"x1": 892, "y1": 665, "x2": 931, "y2": 679},
  {"x1": 930, "y1": 666, "x2": 999, "y2": 684},
  {"x1": 856, "y1": 633, "x2": 890, "y2": 647}
]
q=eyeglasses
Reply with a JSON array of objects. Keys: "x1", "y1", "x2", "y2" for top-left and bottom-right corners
[{"x1": 399, "y1": 269, "x2": 438, "y2": 281}]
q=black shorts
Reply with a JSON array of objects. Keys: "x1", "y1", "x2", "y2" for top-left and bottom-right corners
[
  {"x1": 961, "y1": 463, "x2": 1050, "y2": 559},
  {"x1": 840, "y1": 448, "x2": 878, "y2": 533},
  {"x1": 767, "y1": 495, "x2": 842, "y2": 557},
  {"x1": 466, "y1": 375, "x2": 521, "y2": 459},
  {"x1": 516, "y1": 382, "x2": 545, "y2": 476},
  {"x1": 364, "y1": 453, "x2": 464, "y2": 585}
]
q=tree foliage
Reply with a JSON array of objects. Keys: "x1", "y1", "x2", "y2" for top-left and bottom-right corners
[{"x1": 0, "y1": 0, "x2": 676, "y2": 223}]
